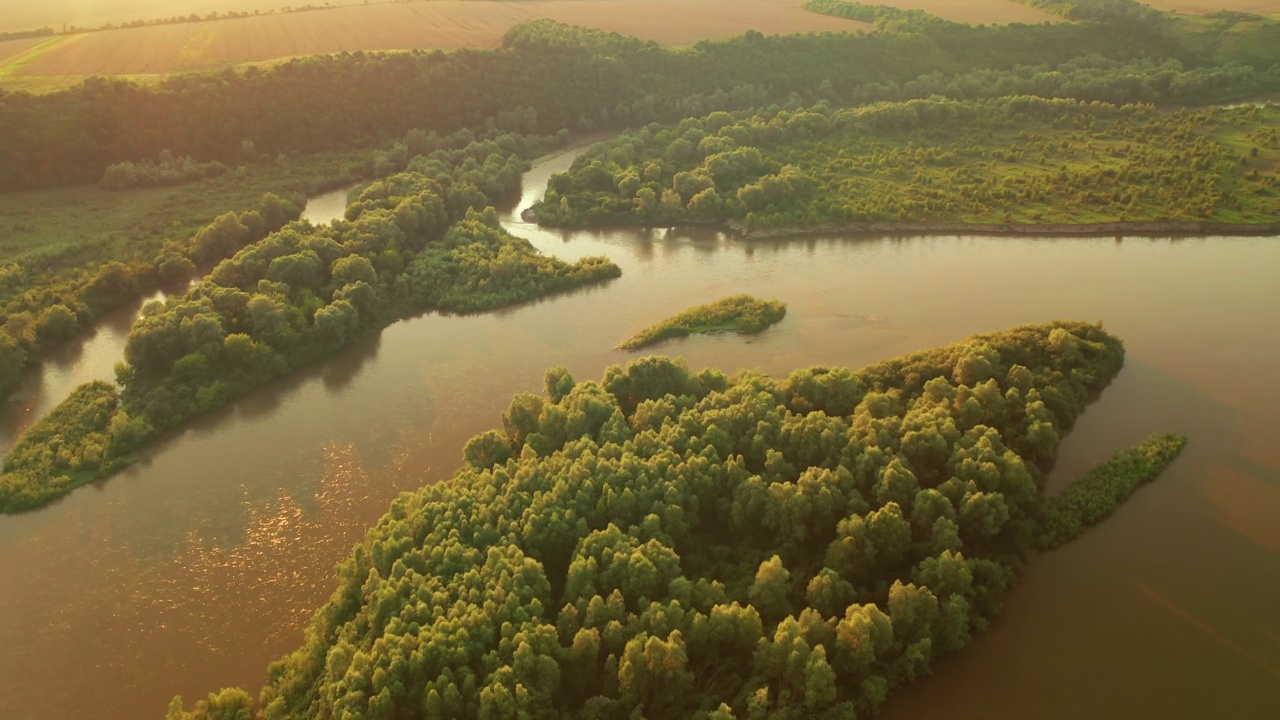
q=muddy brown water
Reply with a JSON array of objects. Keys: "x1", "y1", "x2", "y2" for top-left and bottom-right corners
[{"x1": 0, "y1": 141, "x2": 1276, "y2": 719}]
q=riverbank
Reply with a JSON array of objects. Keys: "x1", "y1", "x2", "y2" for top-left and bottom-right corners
[
  {"x1": 727, "y1": 219, "x2": 1280, "y2": 240},
  {"x1": 522, "y1": 207, "x2": 1280, "y2": 241}
]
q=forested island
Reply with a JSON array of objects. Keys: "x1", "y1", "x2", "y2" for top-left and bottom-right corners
[
  {"x1": 0, "y1": 130, "x2": 620, "y2": 513},
  {"x1": 163, "y1": 321, "x2": 1185, "y2": 719},
  {"x1": 620, "y1": 295, "x2": 787, "y2": 350},
  {"x1": 530, "y1": 99, "x2": 1279, "y2": 234}
]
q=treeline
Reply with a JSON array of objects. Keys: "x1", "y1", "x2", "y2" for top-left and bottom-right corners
[
  {"x1": 100, "y1": 150, "x2": 231, "y2": 191},
  {"x1": 1003, "y1": 0, "x2": 1165, "y2": 23},
  {"x1": 0, "y1": 27, "x2": 55, "y2": 42},
  {"x1": 532, "y1": 98, "x2": 1279, "y2": 230},
  {"x1": 0, "y1": 132, "x2": 620, "y2": 513},
  {"x1": 162, "y1": 322, "x2": 1177, "y2": 719},
  {"x1": 3, "y1": 7, "x2": 1272, "y2": 192},
  {"x1": 802, "y1": 0, "x2": 964, "y2": 32},
  {"x1": 880, "y1": 56, "x2": 1280, "y2": 109},
  {"x1": 1039, "y1": 433, "x2": 1188, "y2": 548},
  {"x1": 0, "y1": 191, "x2": 303, "y2": 399},
  {"x1": 620, "y1": 295, "x2": 787, "y2": 350}
]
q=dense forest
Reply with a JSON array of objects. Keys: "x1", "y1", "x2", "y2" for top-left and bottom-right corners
[
  {"x1": 2, "y1": 6, "x2": 1280, "y2": 193},
  {"x1": 161, "y1": 321, "x2": 1185, "y2": 719},
  {"x1": 531, "y1": 99, "x2": 1280, "y2": 230},
  {"x1": 0, "y1": 131, "x2": 620, "y2": 513},
  {"x1": 620, "y1": 295, "x2": 788, "y2": 350}
]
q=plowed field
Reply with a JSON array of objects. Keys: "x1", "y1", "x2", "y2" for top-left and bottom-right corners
[{"x1": 2, "y1": 0, "x2": 1072, "y2": 91}]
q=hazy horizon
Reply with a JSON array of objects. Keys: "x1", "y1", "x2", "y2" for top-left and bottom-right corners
[{"x1": 0, "y1": 0, "x2": 357, "y2": 33}]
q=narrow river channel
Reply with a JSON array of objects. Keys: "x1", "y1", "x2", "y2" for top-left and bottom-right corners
[{"x1": 0, "y1": 140, "x2": 1276, "y2": 719}]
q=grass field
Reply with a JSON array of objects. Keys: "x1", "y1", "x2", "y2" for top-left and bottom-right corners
[
  {"x1": 0, "y1": 151, "x2": 361, "y2": 283},
  {"x1": 1, "y1": 0, "x2": 871, "y2": 92}
]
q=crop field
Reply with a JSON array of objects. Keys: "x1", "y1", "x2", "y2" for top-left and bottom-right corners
[
  {"x1": 0, "y1": 0, "x2": 1074, "y2": 92},
  {"x1": 1, "y1": 0, "x2": 870, "y2": 90},
  {"x1": 0, "y1": 0, "x2": 314, "y2": 34}
]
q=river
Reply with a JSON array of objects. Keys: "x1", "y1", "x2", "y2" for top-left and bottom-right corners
[{"x1": 0, "y1": 141, "x2": 1276, "y2": 719}]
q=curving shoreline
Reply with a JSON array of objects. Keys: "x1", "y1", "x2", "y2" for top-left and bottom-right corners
[
  {"x1": 521, "y1": 207, "x2": 1280, "y2": 240},
  {"x1": 728, "y1": 219, "x2": 1280, "y2": 240}
]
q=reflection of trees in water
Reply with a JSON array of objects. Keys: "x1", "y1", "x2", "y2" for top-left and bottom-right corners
[
  {"x1": 322, "y1": 333, "x2": 382, "y2": 391},
  {"x1": 172, "y1": 442, "x2": 382, "y2": 651}
]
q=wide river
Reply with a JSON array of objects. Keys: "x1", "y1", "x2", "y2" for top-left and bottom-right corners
[{"x1": 0, "y1": 142, "x2": 1277, "y2": 719}]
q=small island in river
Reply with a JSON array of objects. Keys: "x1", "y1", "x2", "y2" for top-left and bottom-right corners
[{"x1": 619, "y1": 294, "x2": 787, "y2": 349}]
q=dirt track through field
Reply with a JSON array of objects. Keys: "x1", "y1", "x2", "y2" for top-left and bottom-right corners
[{"x1": 11, "y1": 0, "x2": 871, "y2": 77}]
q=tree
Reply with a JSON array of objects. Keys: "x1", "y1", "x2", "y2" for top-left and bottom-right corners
[
  {"x1": 618, "y1": 631, "x2": 693, "y2": 718},
  {"x1": 463, "y1": 430, "x2": 512, "y2": 469},
  {"x1": 331, "y1": 255, "x2": 378, "y2": 287},
  {"x1": 502, "y1": 392, "x2": 545, "y2": 450},
  {"x1": 191, "y1": 213, "x2": 251, "y2": 265},
  {"x1": 749, "y1": 555, "x2": 793, "y2": 623}
]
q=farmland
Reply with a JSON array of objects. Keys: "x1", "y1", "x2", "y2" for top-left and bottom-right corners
[
  {"x1": 0, "y1": 0, "x2": 1062, "y2": 93},
  {"x1": 0, "y1": 0, "x2": 321, "y2": 34},
  {"x1": 0, "y1": 36, "x2": 48, "y2": 64},
  {"x1": 3, "y1": 0, "x2": 865, "y2": 75}
]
